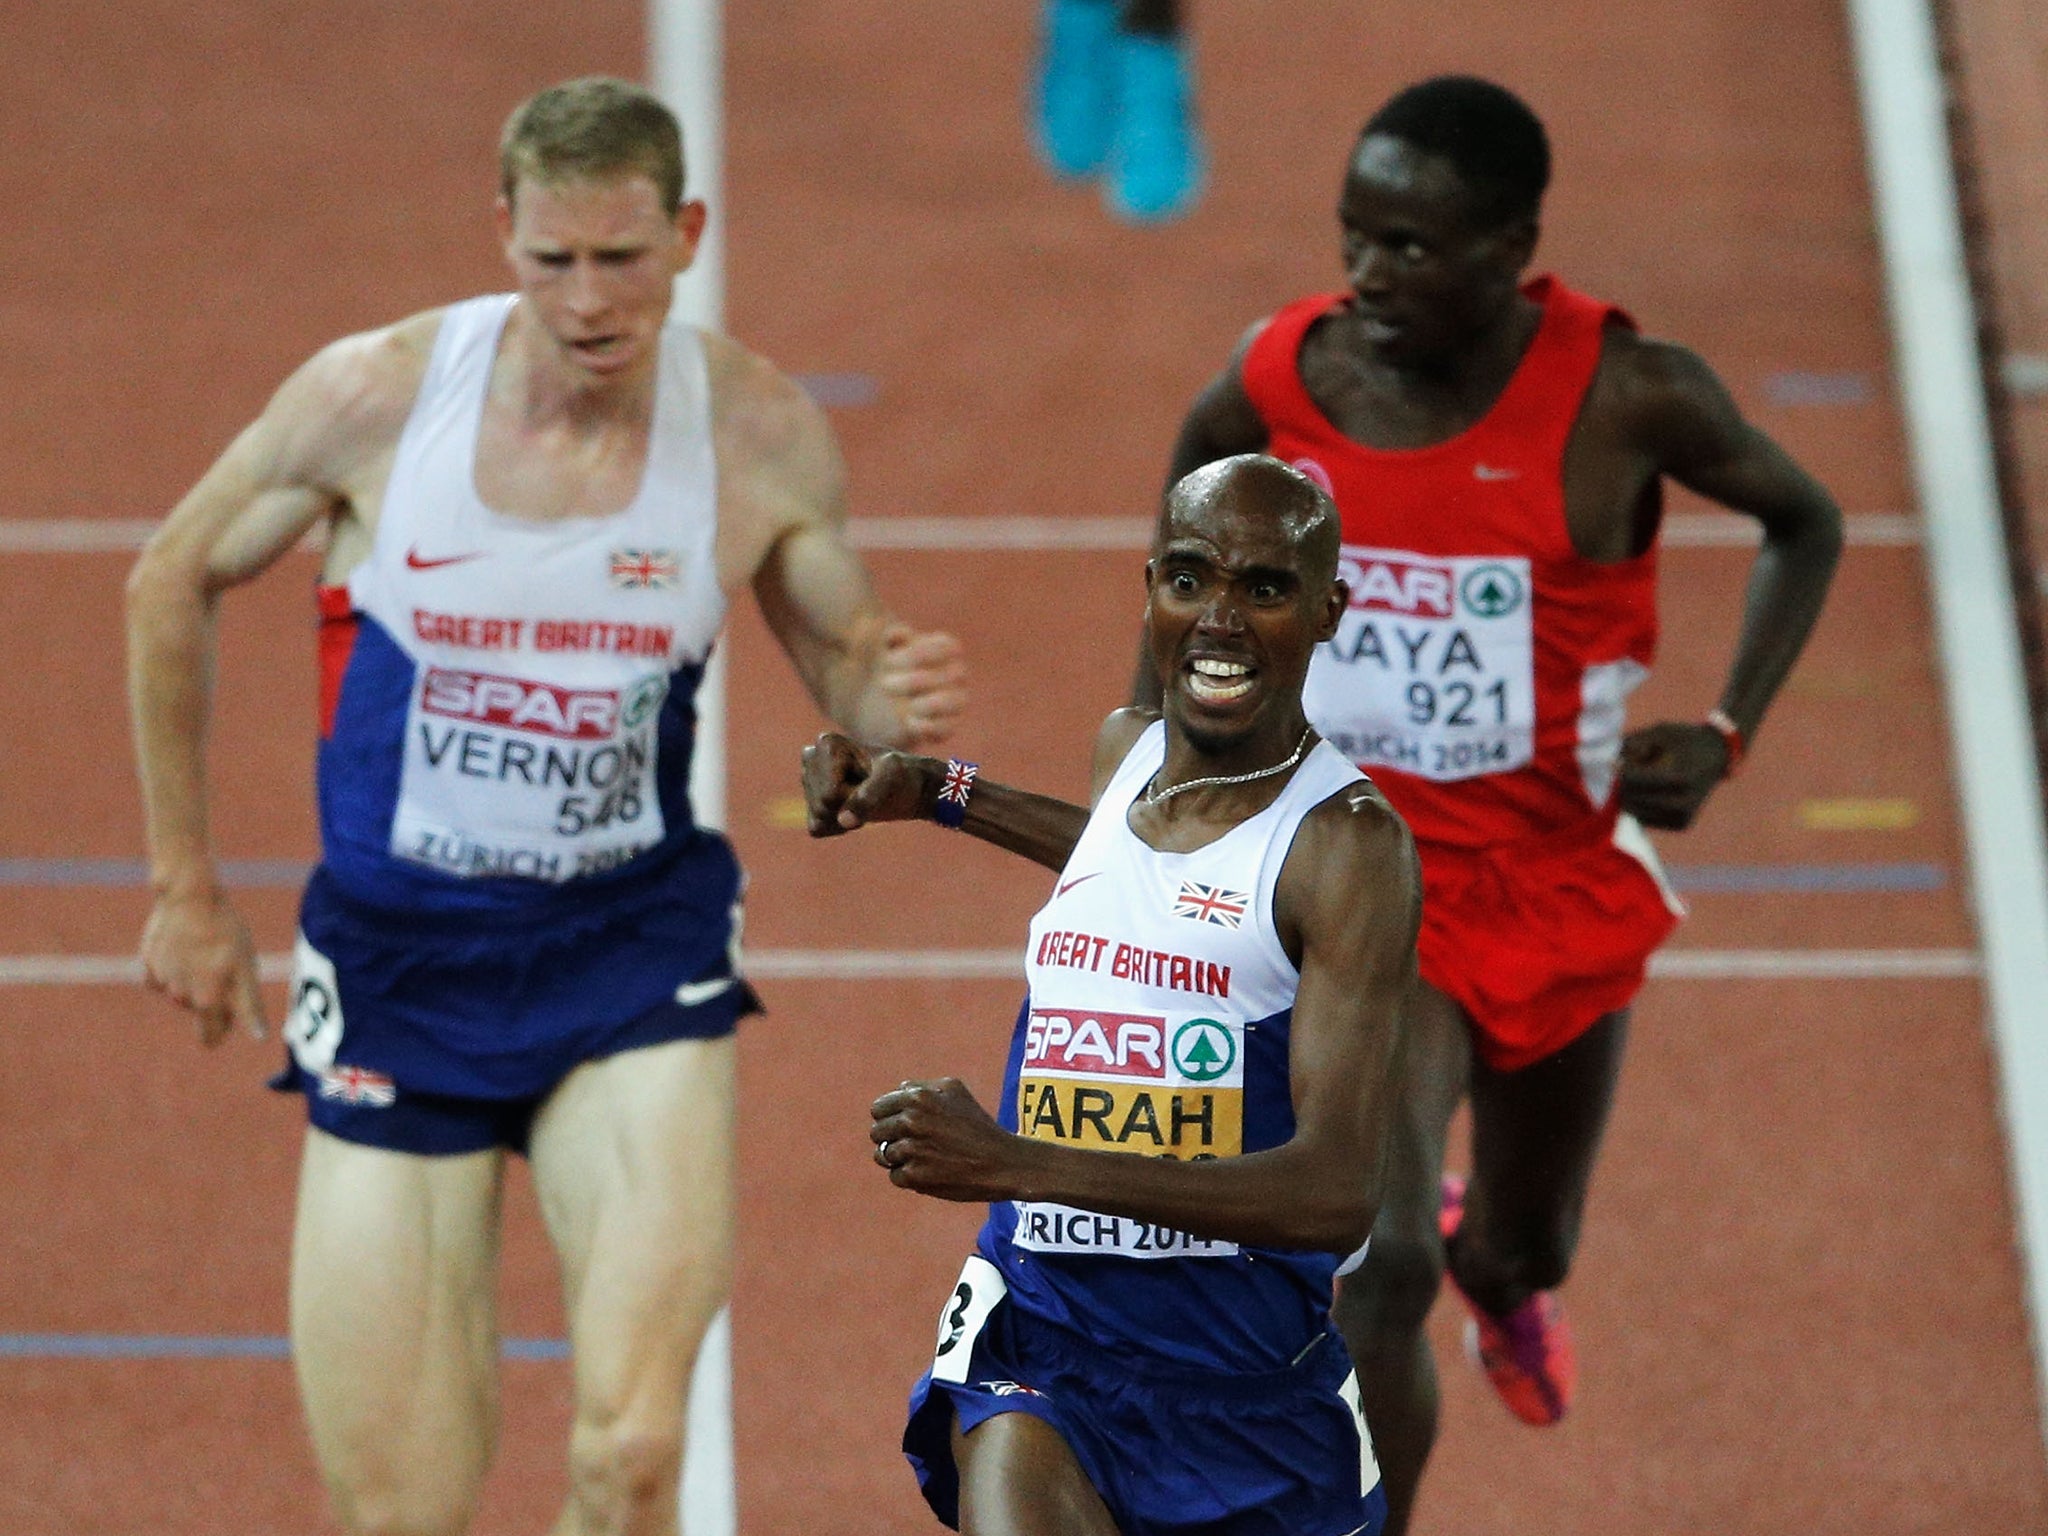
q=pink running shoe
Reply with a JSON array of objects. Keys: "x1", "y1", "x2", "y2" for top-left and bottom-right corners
[{"x1": 1439, "y1": 1175, "x2": 1577, "y2": 1426}]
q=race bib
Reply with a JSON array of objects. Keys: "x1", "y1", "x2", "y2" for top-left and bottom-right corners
[
  {"x1": 1010, "y1": 1004, "x2": 1244, "y2": 1261},
  {"x1": 1304, "y1": 545, "x2": 1536, "y2": 782},
  {"x1": 389, "y1": 666, "x2": 668, "y2": 882},
  {"x1": 284, "y1": 932, "x2": 343, "y2": 1074},
  {"x1": 930, "y1": 1255, "x2": 1007, "y2": 1384}
]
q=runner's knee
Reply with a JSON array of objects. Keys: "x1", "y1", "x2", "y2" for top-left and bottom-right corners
[
  {"x1": 327, "y1": 1472, "x2": 479, "y2": 1536},
  {"x1": 1335, "y1": 1232, "x2": 1444, "y2": 1344},
  {"x1": 1455, "y1": 1204, "x2": 1582, "y2": 1297},
  {"x1": 309, "y1": 1391, "x2": 491, "y2": 1536},
  {"x1": 566, "y1": 1413, "x2": 684, "y2": 1529}
]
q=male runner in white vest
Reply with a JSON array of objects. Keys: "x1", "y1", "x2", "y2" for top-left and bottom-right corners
[
  {"x1": 802, "y1": 455, "x2": 1421, "y2": 1536},
  {"x1": 126, "y1": 77, "x2": 965, "y2": 1536}
]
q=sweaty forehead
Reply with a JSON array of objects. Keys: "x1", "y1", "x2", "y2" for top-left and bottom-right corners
[
  {"x1": 509, "y1": 172, "x2": 670, "y2": 231},
  {"x1": 1341, "y1": 136, "x2": 1473, "y2": 219},
  {"x1": 1158, "y1": 499, "x2": 1305, "y2": 571}
]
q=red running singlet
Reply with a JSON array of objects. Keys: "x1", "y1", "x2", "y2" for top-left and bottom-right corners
[
  {"x1": 1245, "y1": 275, "x2": 1658, "y2": 849},
  {"x1": 1242, "y1": 276, "x2": 1681, "y2": 1068}
]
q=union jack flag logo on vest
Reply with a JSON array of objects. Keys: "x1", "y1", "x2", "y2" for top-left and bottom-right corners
[
  {"x1": 317, "y1": 1064, "x2": 397, "y2": 1108},
  {"x1": 609, "y1": 548, "x2": 680, "y2": 589},
  {"x1": 1173, "y1": 881, "x2": 1249, "y2": 929}
]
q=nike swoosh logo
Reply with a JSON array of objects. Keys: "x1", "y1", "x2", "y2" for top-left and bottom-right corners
[
  {"x1": 674, "y1": 976, "x2": 737, "y2": 1008},
  {"x1": 1056, "y1": 872, "x2": 1100, "y2": 897},
  {"x1": 406, "y1": 546, "x2": 486, "y2": 570},
  {"x1": 1472, "y1": 464, "x2": 1520, "y2": 482}
]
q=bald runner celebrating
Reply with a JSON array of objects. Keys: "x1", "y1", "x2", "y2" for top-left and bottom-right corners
[
  {"x1": 1160, "y1": 76, "x2": 1844, "y2": 1532},
  {"x1": 804, "y1": 456, "x2": 1419, "y2": 1536},
  {"x1": 127, "y1": 78, "x2": 964, "y2": 1536}
]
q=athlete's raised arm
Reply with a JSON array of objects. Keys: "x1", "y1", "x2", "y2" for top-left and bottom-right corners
[
  {"x1": 798, "y1": 707, "x2": 1159, "y2": 872},
  {"x1": 709, "y1": 334, "x2": 966, "y2": 750},
  {"x1": 869, "y1": 784, "x2": 1421, "y2": 1255},
  {"x1": 126, "y1": 322, "x2": 430, "y2": 1045},
  {"x1": 1594, "y1": 334, "x2": 1845, "y2": 829}
]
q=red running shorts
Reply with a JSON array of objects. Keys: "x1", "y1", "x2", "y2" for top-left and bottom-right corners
[{"x1": 1415, "y1": 811, "x2": 1684, "y2": 1073}]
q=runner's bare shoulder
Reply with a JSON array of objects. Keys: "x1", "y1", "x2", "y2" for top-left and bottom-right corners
[
  {"x1": 267, "y1": 309, "x2": 443, "y2": 485},
  {"x1": 1311, "y1": 775, "x2": 1410, "y2": 850},
  {"x1": 1581, "y1": 327, "x2": 1732, "y2": 443},
  {"x1": 701, "y1": 331, "x2": 839, "y2": 507},
  {"x1": 1283, "y1": 776, "x2": 1421, "y2": 941},
  {"x1": 1089, "y1": 707, "x2": 1160, "y2": 804},
  {"x1": 700, "y1": 330, "x2": 846, "y2": 586}
]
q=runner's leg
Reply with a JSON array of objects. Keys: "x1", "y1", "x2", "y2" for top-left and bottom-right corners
[
  {"x1": 1452, "y1": 1010, "x2": 1630, "y2": 1316},
  {"x1": 953, "y1": 1410, "x2": 1121, "y2": 1536},
  {"x1": 1119, "y1": 0, "x2": 1180, "y2": 34},
  {"x1": 290, "y1": 1128, "x2": 505, "y2": 1536},
  {"x1": 1330, "y1": 980, "x2": 1470, "y2": 1536},
  {"x1": 530, "y1": 1035, "x2": 736, "y2": 1536}
]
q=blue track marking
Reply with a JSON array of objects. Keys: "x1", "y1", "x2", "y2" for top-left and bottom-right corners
[
  {"x1": 1667, "y1": 862, "x2": 1946, "y2": 893},
  {"x1": 0, "y1": 858, "x2": 311, "y2": 887},
  {"x1": 791, "y1": 372, "x2": 879, "y2": 408},
  {"x1": 0, "y1": 858, "x2": 1950, "y2": 894},
  {"x1": 1763, "y1": 370, "x2": 1875, "y2": 406},
  {"x1": 0, "y1": 1333, "x2": 569, "y2": 1361}
]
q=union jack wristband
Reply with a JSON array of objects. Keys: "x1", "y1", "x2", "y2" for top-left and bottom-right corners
[{"x1": 933, "y1": 758, "x2": 979, "y2": 829}]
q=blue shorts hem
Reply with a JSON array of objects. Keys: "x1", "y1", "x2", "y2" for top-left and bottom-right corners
[
  {"x1": 271, "y1": 975, "x2": 761, "y2": 1157},
  {"x1": 905, "y1": 1370, "x2": 1069, "y2": 1531},
  {"x1": 903, "y1": 1298, "x2": 1384, "y2": 1536}
]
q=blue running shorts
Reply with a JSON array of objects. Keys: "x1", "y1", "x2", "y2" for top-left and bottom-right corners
[
  {"x1": 271, "y1": 841, "x2": 760, "y2": 1156},
  {"x1": 904, "y1": 1256, "x2": 1386, "y2": 1536}
]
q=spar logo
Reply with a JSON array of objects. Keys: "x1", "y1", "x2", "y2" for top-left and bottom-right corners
[
  {"x1": 1338, "y1": 552, "x2": 1456, "y2": 618},
  {"x1": 620, "y1": 675, "x2": 669, "y2": 730},
  {"x1": 1024, "y1": 1009, "x2": 1167, "y2": 1079},
  {"x1": 1171, "y1": 1019, "x2": 1236, "y2": 1082},
  {"x1": 1460, "y1": 564, "x2": 1525, "y2": 619},
  {"x1": 419, "y1": 668, "x2": 619, "y2": 740}
]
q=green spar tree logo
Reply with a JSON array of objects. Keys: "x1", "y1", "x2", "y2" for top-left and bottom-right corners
[
  {"x1": 621, "y1": 675, "x2": 670, "y2": 730},
  {"x1": 1171, "y1": 1019, "x2": 1237, "y2": 1082},
  {"x1": 1460, "y1": 564, "x2": 1524, "y2": 619}
]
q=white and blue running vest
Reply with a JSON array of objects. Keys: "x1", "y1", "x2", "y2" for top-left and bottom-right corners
[
  {"x1": 979, "y1": 721, "x2": 1369, "y2": 1373},
  {"x1": 316, "y1": 295, "x2": 727, "y2": 915}
]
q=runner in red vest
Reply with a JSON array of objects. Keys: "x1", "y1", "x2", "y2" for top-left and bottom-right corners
[{"x1": 1150, "y1": 76, "x2": 1843, "y2": 1533}]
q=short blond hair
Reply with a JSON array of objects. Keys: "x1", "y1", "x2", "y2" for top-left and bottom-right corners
[{"x1": 499, "y1": 77, "x2": 685, "y2": 213}]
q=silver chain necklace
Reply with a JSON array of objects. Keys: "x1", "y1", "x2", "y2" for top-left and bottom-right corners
[{"x1": 1144, "y1": 727, "x2": 1316, "y2": 806}]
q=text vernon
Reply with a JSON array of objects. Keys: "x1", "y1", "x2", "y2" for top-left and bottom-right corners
[{"x1": 417, "y1": 725, "x2": 650, "y2": 792}]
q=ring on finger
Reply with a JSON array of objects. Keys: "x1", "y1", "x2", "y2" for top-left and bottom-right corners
[{"x1": 878, "y1": 1140, "x2": 892, "y2": 1165}]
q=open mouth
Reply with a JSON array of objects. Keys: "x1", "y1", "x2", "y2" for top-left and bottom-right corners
[
  {"x1": 569, "y1": 334, "x2": 627, "y2": 363},
  {"x1": 1358, "y1": 312, "x2": 1406, "y2": 344},
  {"x1": 1184, "y1": 656, "x2": 1257, "y2": 705}
]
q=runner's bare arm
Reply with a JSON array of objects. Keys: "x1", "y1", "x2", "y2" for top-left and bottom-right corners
[
  {"x1": 1135, "y1": 322, "x2": 1272, "y2": 707},
  {"x1": 1603, "y1": 335, "x2": 1844, "y2": 829},
  {"x1": 799, "y1": 708, "x2": 1158, "y2": 870},
  {"x1": 712, "y1": 339, "x2": 966, "y2": 750},
  {"x1": 126, "y1": 325, "x2": 427, "y2": 1045},
  {"x1": 869, "y1": 787, "x2": 1420, "y2": 1254},
  {"x1": 1167, "y1": 321, "x2": 1272, "y2": 490}
]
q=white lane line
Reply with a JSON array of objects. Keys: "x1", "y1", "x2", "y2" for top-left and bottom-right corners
[
  {"x1": 0, "y1": 947, "x2": 1980, "y2": 987},
  {"x1": 1647, "y1": 947, "x2": 1979, "y2": 979},
  {"x1": 1660, "y1": 511, "x2": 1919, "y2": 547},
  {"x1": 1852, "y1": 0, "x2": 2048, "y2": 1445},
  {"x1": 0, "y1": 512, "x2": 1923, "y2": 555},
  {"x1": 1859, "y1": 0, "x2": 2048, "y2": 1458},
  {"x1": 749, "y1": 948, "x2": 1020, "y2": 979},
  {"x1": 848, "y1": 516, "x2": 1151, "y2": 551},
  {"x1": 0, "y1": 518, "x2": 164, "y2": 552}
]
